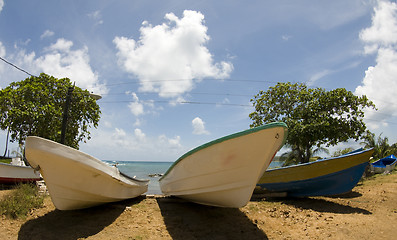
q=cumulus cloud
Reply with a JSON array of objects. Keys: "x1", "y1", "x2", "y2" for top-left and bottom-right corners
[
  {"x1": 40, "y1": 30, "x2": 54, "y2": 39},
  {"x1": 35, "y1": 38, "x2": 108, "y2": 95},
  {"x1": 359, "y1": 0, "x2": 397, "y2": 54},
  {"x1": 113, "y1": 10, "x2": 233, "y2": 98},
  {"x1": 355, "y1": 0, "x2": 397, "y2": 128},
  {"x1": 134, "y1": 128, "x2": 146, "y2": 141},
  {"x1": 127, "y1": 92, "x2": 144, "y2": 116},
  {"x1": 192, "y1": 117, "x2": 209, "y2": 135},
  {"x1": 158, "y1": 135, "x2": 182, "y2": 149},
  {"x1": 87, "y1": 127, "x2": 183, "y2": 160},
  {"x1": 0, "y1": 0, "x2": 3, "y2": 13}
]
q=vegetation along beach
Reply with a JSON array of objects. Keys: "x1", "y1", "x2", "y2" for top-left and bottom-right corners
[
  {"x1": 1, "y1": 1, "x2": 397, "y2": 239},
  {"x1": 0, "y1": 170, "x2": 396, "y2": 240}
]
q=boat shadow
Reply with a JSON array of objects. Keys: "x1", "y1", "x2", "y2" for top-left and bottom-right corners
[
  {"x1": 326, "y1": 190, "x2": 363, "y2": 199},
  {"x1": 17, "y1": 196, "x2": 145, "y2": 240},
  {"x1": 257, "y1": 194, "x2": 371, "y2": 215},
  {"x1": 157, "y1": 197, "x2": 269, "y2": 240}
]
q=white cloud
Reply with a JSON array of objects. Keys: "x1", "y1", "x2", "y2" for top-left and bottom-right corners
[
  {"x1": 0, "y1": 42, "x2": 5, "y2": 76},
  {"x1": 0, "y1": 0, "x2": 3, "y2": 13},
  {"x1": 356, "y1": 0, "x2": 397, "y2": 129},
  {"x1": 0, "y1": 42, "x2": 5, "y2": 60},
  {"x1": 87, "y1": 10, "x2": 104, "y2": 25},
  {"x1": 82, "y1": 127, "x2": 184, "y2": 161},
  {"x1": 307, "y1": 69, "x2": 332, "y2": 86},
  {"x1": 35, "y1": 38, "x2": 108, "y2": 95},
  {"x1": 40, "y1": 30, "x2": 54, "y2": 39},
  {"x1": 129, "y1": 102, "x2": 144, "y2": 116},
  {"x1": 113, "y1": 10, "x2": 233, "y2": 98},
  {"x1": 359, "y1": 0, "x2": 397, "y2": 54},
  {"x1": 281, "y1": 35, "x2": 292, "y2": 41},
  {"x1": 134, "y1": 128, "x2": 146, "y2": 141},
  {"x1": 192, "y1": 117, "x2": 210, "y2": 135},
  {"x1": 127, "y1": 92, "x2": 144, "y2": 116},
  {"x1": 158, "y1": 134, "x2": 182, "y2": 149}
]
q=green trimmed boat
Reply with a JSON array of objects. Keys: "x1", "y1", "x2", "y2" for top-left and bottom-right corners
[{"x1": 159, "y1": 122, "x2": 288, "y2": 208}]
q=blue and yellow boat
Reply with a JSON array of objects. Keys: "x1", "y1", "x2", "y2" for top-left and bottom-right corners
[{"x1": 256, "y1": 148, "x2": 374, "y2": 197}]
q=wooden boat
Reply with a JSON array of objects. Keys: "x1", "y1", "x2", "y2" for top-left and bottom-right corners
[
  {"x1": 0, "y1": 157, "x2": 41, "y2": 184},
  {"x1": 25, "y1": 136, "x2": 149, "y2": 210},
  {"x1": 159, "y1": 122, "x2": 288, "y2": 208},
  {"x1": 256, "y1": 148, "x2": 374, "y2": 197},
  {"x1": 370, "y1": 154, "x2": 397, "y2": 174}
]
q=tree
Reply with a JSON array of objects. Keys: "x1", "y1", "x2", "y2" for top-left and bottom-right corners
[
  {"x1": 249, "y1": 82, "x2": 376, "y2": 163},
  {"x1": 361, "y1": 132, "x2": 393, "y2": 160},
  {"x1": 0, "y1": 73, "x2": 101, "y2": 149},
  {"x1": 332, "y1": 147, "x2": 355, "y2": 157}
]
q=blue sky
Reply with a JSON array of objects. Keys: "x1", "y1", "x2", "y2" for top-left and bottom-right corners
[{"x1": 0, "y1": 0, "x2": 396, "y2": 161}]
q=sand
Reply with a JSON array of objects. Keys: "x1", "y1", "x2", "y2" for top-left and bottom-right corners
[{"x1": 1, "y1": 171, "x2": 396, "y2": 240}]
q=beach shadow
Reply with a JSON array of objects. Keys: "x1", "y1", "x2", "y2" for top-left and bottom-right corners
[
  {"x1": 18, "y1": 196, "x2": 145, "y2": 240},
  {"x1": 157, "y1": 197, "x2": 268, "y2": 240},
  {"x1": 272, "y1": 197, "x2": 372, "y2": 215},
  {"x1": 326, "y1": 191, "x2": 363, "y2": 199}
]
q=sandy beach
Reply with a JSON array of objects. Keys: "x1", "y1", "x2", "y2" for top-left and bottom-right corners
[{"x1": 1, "y1": 171, "x2": 396, "y2": 240}]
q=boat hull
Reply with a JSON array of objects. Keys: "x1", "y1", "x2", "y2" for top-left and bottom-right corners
[
  {"x1": 370, "y1": 155, "x2": 397, "y2": 174},
  {"x1": 159, "y1": 122, "x2": 288, "y2": 208},
  {"x1": 257, "y1": 149, "x2": 374, "y2": 197},
  {"x1": 0, "y1": 162, "x2": 41, "y2": 184},
  {"x1": 25, "y1": 136, "x2": 149, "y2": 210}
]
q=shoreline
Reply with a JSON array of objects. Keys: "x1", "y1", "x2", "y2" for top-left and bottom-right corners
[{"x1": 1, "y1": 171, "x2": 396, "y2": 239}]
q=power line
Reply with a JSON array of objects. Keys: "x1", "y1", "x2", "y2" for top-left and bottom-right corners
[
  {"x1": 100, "y1": 99, "x2": 252, "y2": 107},
  {"x1": 104, "y1": 78, "x2": 279, "y2": 87},
  {"x1": 103, "y1": 91, "x2": 253, "y2": 97},
  {"x1": 0, "y1": 56, "x2": 37, "y2": 77}
]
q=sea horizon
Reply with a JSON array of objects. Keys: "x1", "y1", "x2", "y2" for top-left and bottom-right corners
[{"x1": 103, "y1": 160, "x2": 283, "y2": 195}]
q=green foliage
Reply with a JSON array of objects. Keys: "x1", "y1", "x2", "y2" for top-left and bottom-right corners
[
  {"x1": 332, "y1": 147, "x2": 355, "y2": 157},
  {"x1": 250, "y1": 82, "x2": 376, "y2": 163},
  {"x1": 0, "y1": 183, "x2": 44, "y2": 219},
  {"x1": 280, "y1": 146, "x2": 328, "y2": 166},
  {"x1": 0, "y1": 158, "x2": 11, "y2": 164},
  {"x1": 361, "y1": 132, "x2": 395, "y2": 160},
  {"x1": 0, "y1": 73, "x2": 101, "y2": 149}
]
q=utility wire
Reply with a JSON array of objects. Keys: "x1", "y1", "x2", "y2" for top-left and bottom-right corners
[
  {"x1": 0, "y1": 56, "x2": 37, "y2": 77},
  {"x1": 105, "y1": 79, "x2": 280, "y2": 87},
  {"x1": 100, "y1": 99, "x2": 252, "y2": 107}
]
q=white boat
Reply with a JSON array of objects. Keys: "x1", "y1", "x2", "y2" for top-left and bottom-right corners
[
  {"x1": 25, "y1": 136, "x2": 149, "y2": 210},
  {"x1": 159, "y1": 122, "x2": 288, "y2": 208},
  {"x1": 0, "y1": 157, "x2": 41, "y2": 184}
]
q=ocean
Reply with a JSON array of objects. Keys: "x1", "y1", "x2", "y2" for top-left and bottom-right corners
[{"x1": 104, "y1": 160, "x2": 283, "y2": 195}]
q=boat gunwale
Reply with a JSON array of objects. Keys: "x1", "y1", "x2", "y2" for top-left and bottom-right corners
[
  {"x1": 265, "y1": 148, "x2": 374, "y2": 173},
  {"x1": 371, "y1": 155, "x2": 397, "y2": 168},
  {"x1": 159, "y1": 122, "x2": 288, "y2": 181},
  {"x1": 0, "y1": 161, "x2": 39, "y2": 169},
  {"x1": 25, "y1": 136, "x2": 149, "y2": 184},
  {"x1": 257, "y1": 160, "x2": 369, "y2": 196}
]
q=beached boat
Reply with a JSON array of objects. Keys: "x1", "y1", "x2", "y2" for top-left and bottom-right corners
[
  {"x1": 159, "y1": 122, "x2": 288, "y2": 208},
  {"x1": 0, "y1": 157, "x2": 41, "y2": 184},
  {"x1": 370, "y1": 154, "x2": 397, "y2": 174},
  {"x1": 256, "y1": 148, "x2": 374, "y2": 197},
  {"x1": 24, "y1": 136, "x2": 149, "y2": 210}
]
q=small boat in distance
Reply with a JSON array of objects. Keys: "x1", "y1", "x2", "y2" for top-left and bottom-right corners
[
  {"x1": 370, "y1": 154, "x2": 397, "y2": 174},
  {"x1": 159, "y1": 122, "x2": 288, "y2": 208},
  {"x1": 25, "y1": 136, "x2": 149, "y2": 210},
  {"x1": 256, "y1": 148, "x2": 374, "y2": 197},
  {"x1": 0, "y1": 157, "x2": 41, "y2": 184}
]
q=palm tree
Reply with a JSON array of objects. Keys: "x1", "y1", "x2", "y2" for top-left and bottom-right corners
[
  {"x1": 332, "y1": 147, "x2": 355, "y2": 157},
  {"x1": 361, "y1": 132, "x2": 392, "y2": 160},
  {"x1": 280, "y1": 144, "x2": 329, "y2": 167}
]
